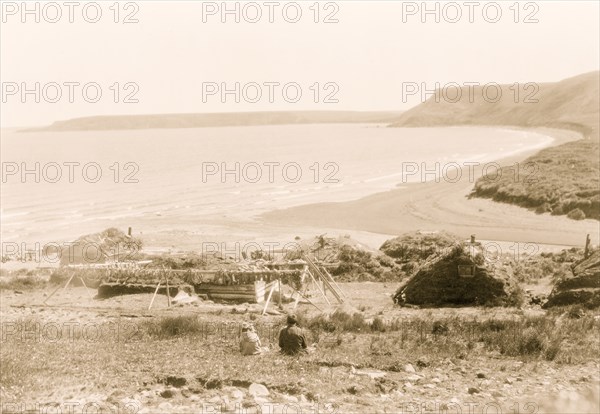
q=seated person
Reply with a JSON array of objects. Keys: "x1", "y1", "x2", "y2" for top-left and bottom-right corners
[
  {"x1": 240, "y1": 322, "x2": 265, "y2": 355},
  {"x1": 278, "y1": 314, "x2": 308, "y2": 355}
]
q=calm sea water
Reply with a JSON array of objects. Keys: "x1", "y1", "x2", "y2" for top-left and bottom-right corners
[{"x1": 1, "y1": 124, "x2": 552, "y2": 244}]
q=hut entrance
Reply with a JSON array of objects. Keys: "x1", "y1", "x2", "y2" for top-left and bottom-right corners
[{"x1": 458, "y1": 264, "x2": 476, "y2": 278}]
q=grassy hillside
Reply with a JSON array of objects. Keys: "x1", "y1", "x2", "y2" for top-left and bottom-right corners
[
  {"x1": 24, "y1": 111, "x2": 402, "y2": 132},
  {"x1": 391, "y1": 71, "x2": 600, "y2": 220}
]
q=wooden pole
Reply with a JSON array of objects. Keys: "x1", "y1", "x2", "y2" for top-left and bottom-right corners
[
  {"x1": 322, "y1": 267, "x2": 348, "y2": 299},
  {"x1": 79, "y1": 277, "x2": 93, "y2": 300},
  {"x1": 165, "y1": 275, "x2": 171, "y2": 307},
  {"x1": 43, "y1": 284, "x2": 63, "y2": 305},
  {"x1": 307, "y1": 270, "x2": 331, "y2": 305},
  {"x1": 148, "y1": 281, "x2": 161, "y2": 310},
  {"x1": 62, "y1": 272, "x2": 76, "y2": 290},
  {"x1": 306, "y1": 256, "x2": 343, "y2": 303},
  {"x1": 277, "y1": 279, "x2": 282, "y2": 308},
  {"x1": 584, "y1": 234, "x2": 591, "y2": 259},
  {"x1": 292, "y1": 288, "x2": 323, "y2": 312},
  {"x1": 262, "y1": 282, "x2": 277, "y2": 315},
  {"x1": 43, "y1": 272, "x2": 76, "y2": 304}
]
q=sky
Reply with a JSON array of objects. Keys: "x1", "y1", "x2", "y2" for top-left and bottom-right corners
[{"x1": 1, "y1": 0, "x2": 599, "y2": 127}]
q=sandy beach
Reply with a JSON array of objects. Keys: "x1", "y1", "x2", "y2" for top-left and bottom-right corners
[{"x1": 261, "y1": 127, "x2": 600, "y2": 248}]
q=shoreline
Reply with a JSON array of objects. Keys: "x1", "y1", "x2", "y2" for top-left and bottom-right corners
[
  {"x1": 260, "y1": 126, "x2": 600, "y2": 247},
  {"x1": 2, "y1": 126, "x2": 596, "y2": 253}
]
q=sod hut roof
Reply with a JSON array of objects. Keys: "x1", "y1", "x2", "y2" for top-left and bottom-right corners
[
  {"x1": 393, "y1": 244, "x2": 516, "y2": 307},
  {"x1": 58, "y1": 227, "x2": 142, "y2": 266},
  {"x1": 543, "y1": 249, "x2": 600, "y2": 309}
]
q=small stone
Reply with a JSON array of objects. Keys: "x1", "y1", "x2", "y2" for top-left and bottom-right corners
[
  {"x1": 208, "y1": 396, "x2": 221, "y2": 404},
  {"x1": 158, "y1": 402, "x2": 173, "y2": 411},
  {"x1": 406, "y1": 375, "x2": 421, "y2": 382},
  {"x1": 282, "y1": 395, "x2": 299, "y2": 403},
  {"x1": 230, "y1": 388, "x2": 245, "y2": 400},
  {"x1": 347, "y1": 385, "x2": 362, "y2": 395},
  {"x1": 468, "y1": 387, "x2": 480, "y2": 395},
  {"x1": 248, "y1": 383, "x2": 269, "y2": 397},
  {"x1": 505, "y1": 378, "x2": 514, "y2": 385},
  {"x1": 431, "y1": 378, "x2": 441, "y2": 383},
  {"x1": 140, "y1": 390, "x2": 154, "y2": 399},
  {"x1": 403, "y1": 364, "x2": 416, "y2": 373},
  {"x1": 160, "y1": 389, "x2": 175, "y2": 399},
  {"x1": 476, "y1": 373, "x2": 486, "y2": 379}
]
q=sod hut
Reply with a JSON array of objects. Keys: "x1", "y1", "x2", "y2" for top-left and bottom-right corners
[
  {"x1": 393, "y1": 245, "x2": 517, "y2": 307},
  {"x1": 380, "y1": 231, "x2": 462, "y2": 276},
  {"x1": 543, "y1": 249, "x2": 600, "y2": 309},
  {"x1": 56, "y1": 228, "x2": 142, "y2": 267}
]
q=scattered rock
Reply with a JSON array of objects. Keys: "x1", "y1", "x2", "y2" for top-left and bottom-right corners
[
  {"x1": 248, "y1": 383, "x2": 269, "y2": 397},
  {"x1": 230, "y1": 388, "x2": 245, "y2": 401},
  {"x1": 282, "y1": 394, "x2": 299, "y2": 403},
  {"x1": 476, "y1": 373, "x2": 486, "y2": 379},
  {"x1": 403, "y1": 364, "x2": 416, "y2": 373},
  {"x1": 392, "y1": 390, "x2": 404, "y2": 398},
  {"x1": 468, "y1": 387, "x2": 480, "y2": 395},
  {"x1": 504, "y1": 378, "x2": 514, "y2": 385},
  {"x1": 207, "y1": 396, "x2": 222, "y2": 404},
  {"x1": 140, "y1": 390, "x2": 154, "y2": 399},
  {"x1": 353, "y1": 368, "x2": 386, "y2": 379},
  {"x1": 160, "y1": 389, "x2": 176, "y2": 399},
  {"x1": 347, "y1": 385, "x2": 362, "y2": 395}
]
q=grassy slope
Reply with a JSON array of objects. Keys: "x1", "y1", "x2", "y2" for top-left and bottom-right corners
[
  {"x1": 24, "y1": 111, "x2": 402, "y2": 132},
  {"x1": 391, "y1": 71, "x2": 600, "y2": 220}
]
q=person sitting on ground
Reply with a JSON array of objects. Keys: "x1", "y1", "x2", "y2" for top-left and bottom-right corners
[
  {"x1": 240, "y1": 322, "x2": 265, "y2": 355},
  {"x1": 278, "y1": 314, "x2": 308, "y2": 355}
]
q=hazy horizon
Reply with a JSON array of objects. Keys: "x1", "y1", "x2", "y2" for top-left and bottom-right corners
[
  {"x1": 2, "y1": 1, "x2": 599, "y2": 128},
  {"x1": 3, "y1": 69, "x2": 599, "y2": 130}
]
